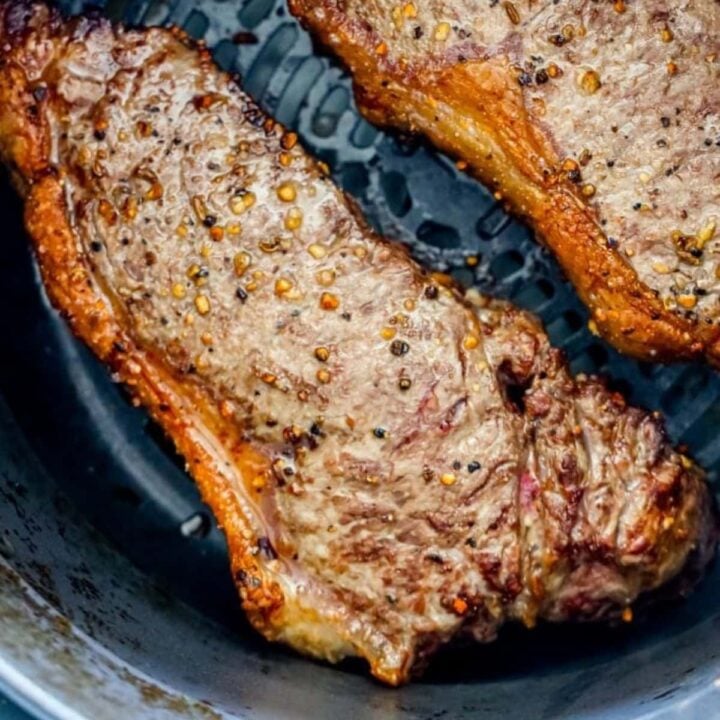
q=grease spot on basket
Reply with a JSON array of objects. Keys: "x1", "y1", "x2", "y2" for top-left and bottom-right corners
[{"x1": 180, "y1": 512, "x2": 211, "y2": 539}]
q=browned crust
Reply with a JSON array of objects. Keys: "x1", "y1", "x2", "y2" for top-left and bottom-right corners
[
  {"x1": 25, "y1": 174, "x2": 285, "y2": 624},
  {"x1": 290, "y1": 0, "x2": 720, "y2": 366},
  {"x1": 0, "y1": 1, "x2": 396, "y2": 681},
  {"x1": 0, "y1": 0, "x2": 285, "y2": 635}
]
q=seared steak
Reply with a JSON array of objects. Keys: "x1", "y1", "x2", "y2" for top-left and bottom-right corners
[
  {"x1": 0, "y1": 1, "x2": 716, "y2": 685},
  {"x1": 291, "y1": 0, "x2": 720, "y2": 366}
]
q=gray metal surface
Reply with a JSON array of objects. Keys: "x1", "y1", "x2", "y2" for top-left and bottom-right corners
[{"x1": 0, "y1": 0, "x2": 719, "y2": 718}]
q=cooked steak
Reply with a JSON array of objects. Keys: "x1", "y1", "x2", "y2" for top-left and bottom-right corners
[
  {"x1": 0, "y1": 0, "x2": 716, "y2": 686},
  {"x1": 290, "y1": 0, "x2": 720, "y2": 366}
]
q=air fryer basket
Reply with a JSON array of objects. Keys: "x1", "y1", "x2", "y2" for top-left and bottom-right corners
[{"x1": 1, "y1": 1, "x2": 719, "y2": 718}]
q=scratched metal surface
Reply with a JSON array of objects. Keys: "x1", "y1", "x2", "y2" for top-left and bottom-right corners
[{"x1": 0, "y1": 1, "x2": 718, "y2": 719}]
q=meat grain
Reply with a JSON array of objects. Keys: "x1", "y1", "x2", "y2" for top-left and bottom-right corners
[{"x1": 291, "y1": 0, "x2": 720, "y2": 365}]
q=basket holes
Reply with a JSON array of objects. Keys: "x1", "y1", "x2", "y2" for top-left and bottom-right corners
[
  {"x1": 180, "y1": 512, "x2": 211, "y2": 539},
  {"x1": 563, "y1": 310, "x2": 584, "y2": 332},
  {"x1": 351, "y1": 118, "x2": 379, "y2": 149},
  {"x1": 238, "y1": 0, "x2": 275, "y2": 29},
  {"x1": 341, "y1": 162, "x2": 369, "y2": 197},
  {"x1": 476, "y1": 204, "x2": 512, "y2": 240},
  {"x1": 182, "y1": 9, "x2": 209, "y2": 40},
  {"x1": 586, "y1": 343, "x2": 609, "y2": 370},
  {"x1": 637, "y1": 361, "x2": 656, "y2": 378},
  {"x1": 569, "y1": 353, "x2": 594, "y2": 376},
  {"x1": 243, "y1": 24, "x2": 298, "y2": 101},
  {"x1": 380, "y1": 171, "x2": 412, "y2": 218},
  {"x1": 416, "y1": 220, "x2": 461, "y2": 249},
  {"x1": 605, "y1": 376, "x2": 633, "y2": 400},
  {"x1": 213, "y1": 40, "x2": 238, "y2": 72},
  {"x1": 547, "y1": 312, "x2": 584, "y2": 342},
  {"x1": 311, "y1": 86, "x2": 350, "y2": 138},
  {"x1": 451, "y1": 267, "x2": 476, "y2": 287},
  {"x1": 568, "y1": 343, "x2": 609, "y2": 375},
  {"x1": 661, "y1": 368, "x2": 711, "y2": 415},
  {"x1": 315, "y1": 147, "x2": 338, "y2": 170},
  {"x1": 138, "y1": 1, "x2": 170, "y2": 26},
  {"x1": 276, "y1": 56, "x2": 324, "y2": 126},
  {"x1": 511, "y1": 278, "x2": 555, "y2": 309},
  {"x1": 685, "y1": 404, "x2": 720, "y2": 461},
  {"x1": 537, "y1": 279, "x2": 555, "y2": 299},
  {"x1": 489, "y1": 249, "x2": 524, "y2": 280}
]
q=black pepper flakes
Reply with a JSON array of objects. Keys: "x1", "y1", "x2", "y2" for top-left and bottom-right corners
[
  {"x1": 236, "y1": 287, "x2": 248, "y2": 303},
  {"x1": 517, "y1": 71, "x2": 533, "y2": 87},
  {"x1": 32, "y1": 85, "x2": 48, "y2": 102},
  {"x1": 467, "y1": 461, "x2": 481, "y2": 473},
  {"x1": 390, "y1": 339, "x2": 410, "y2": 356},
  {"x1": 203, "y1": 215, "x2": 217, "y2": 228},
  {"x1": 257, "y1": 536, "x2": 277, "y2": 560},
  {"x1": 373, "y1": 427, "x2": 387, "y2": 439},
  {"x1": 424, "y1": 285, "x2": 439, "y2": 299}
]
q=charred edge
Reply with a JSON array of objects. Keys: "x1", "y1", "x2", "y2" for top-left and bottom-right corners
[{"x1": 0, "y1": 0, "x2": 60, "y2": 45}]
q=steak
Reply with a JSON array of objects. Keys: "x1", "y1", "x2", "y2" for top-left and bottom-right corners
[
  {"x1": 0, "y1": 1, "x2": 716, "y2": 685},
  {"x1": 290, "y1": 0, "x2": 720, "y2": 366}
]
